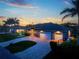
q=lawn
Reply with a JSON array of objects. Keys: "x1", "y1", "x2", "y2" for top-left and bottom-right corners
[
  {"x1": 0, "y1": 34, "x2": 18, "y2": 42},
  {"x1": 0, "y1": 32, "x2": 27, "y2": 42},
  {"x1": 5, "y1": 41, "x2": 36, "y2": 53}
]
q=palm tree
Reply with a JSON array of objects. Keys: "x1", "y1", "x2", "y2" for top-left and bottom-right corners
[
  {"x1": 4, "y1": 18, "x2": 19, "y2": 32},
  {"x1": 60, "y1": 0, "x2": 79, "y2": 25},
  {"x1": 4, "y1": 18, "x2": 19, "y2": 26}
]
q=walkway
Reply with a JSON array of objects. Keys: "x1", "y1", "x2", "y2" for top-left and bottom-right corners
[
  {"x1": 0, "y1": 36, "x2": 51, "y2": 59},
  {"x1": 14, "y1": 37, "x2": 51, "y2": 59},
  {"x1": 0, "y1": 47, "x2": 21, "y2": 59}
]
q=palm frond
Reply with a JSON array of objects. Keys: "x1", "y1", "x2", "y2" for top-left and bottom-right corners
[
  {"x1": 62, "y1": 14, "x2": 71, "y2": 22},
  {"x1": 60, "y1": 8, "x2": 71, "y2": 15},
  {"x1": 60, "y1": 8, "x2": 76, "y2": 15},
  {"x1": 72, "y1": 0, "x2": 76, "y2": 6},
  {"x1": 60, "y1": 0, "x2": 79, "y2": 25},
  {"x1": 72, "y1": 0, "x2": 79, "y2": 9},
  {"x1": 71, "y1": 11, "x2": 77, "y2": 17}
]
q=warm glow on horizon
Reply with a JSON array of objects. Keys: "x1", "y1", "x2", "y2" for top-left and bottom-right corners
[
  {"x1": 0, "y1": 16, "x2": 77, "y2": 26},
  {"x1": 18, "y1": 17, "x2": 31, "y2": 26},
  {"x1": 18, "y1": 17, "x2": 62, "y2": 26}
]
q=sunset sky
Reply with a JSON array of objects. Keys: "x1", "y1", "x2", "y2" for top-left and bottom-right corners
[{"x1": 0, "y1": 0, "x2": 78, "y2": 25}]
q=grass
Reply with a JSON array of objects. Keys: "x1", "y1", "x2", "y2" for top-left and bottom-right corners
[
  {"x1": 0, "y1": 34, "x2": 18, "y2": 42},
  {"x1": 5, "y1": 41, "x2": 36, "y2": 53},
  {"x1": 0, "y1": 32, "x2": 27, "y2": 42}
]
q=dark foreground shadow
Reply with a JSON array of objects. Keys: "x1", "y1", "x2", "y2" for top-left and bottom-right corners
[
  {"x1": 43, "y1": 50, "x2": 79, "y2": 59},
  {"x1": 43, "y1": 43, "x2": 79, "y2": 59}
]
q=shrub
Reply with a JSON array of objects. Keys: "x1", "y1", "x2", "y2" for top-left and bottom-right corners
[
  {"x1": 24, "y1": 32, "x2": 30, "y2": 36},
  {"x1": 50, "y1": 42, "x2": 57, "y2": 50}
]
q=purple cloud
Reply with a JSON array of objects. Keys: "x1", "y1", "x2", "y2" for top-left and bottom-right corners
[
  {"x1": 0, "y1": 0, "x2": 34, "y2": 8},
  {"x1": 0, "y1": 0, "x2": 30, "y2": 5}
]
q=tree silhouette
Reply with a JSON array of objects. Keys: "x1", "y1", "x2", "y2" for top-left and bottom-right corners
[
  {"x1": 4, "y1": 18, "x2": 19, "y2": 26},
  {"x1": 60, "y1": 0, "x2": 79, "y2": 25},
  {"x1": 4, "y1": 18, "x2": 19, "y2": 32}
]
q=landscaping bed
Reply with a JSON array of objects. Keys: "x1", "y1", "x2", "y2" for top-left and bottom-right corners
[{"x1": 5, "y1": 41, "x2": 36, "y2": 53}]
